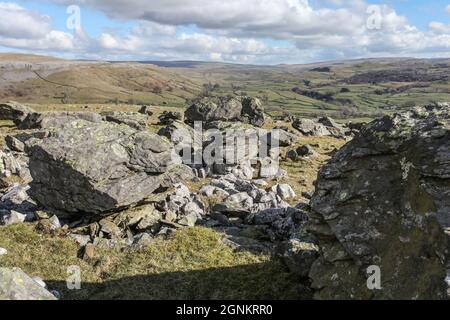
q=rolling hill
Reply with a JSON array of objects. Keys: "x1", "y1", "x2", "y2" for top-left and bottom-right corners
[{"x1": 1, "y1": 53, "x2": 450, "y2": 120}]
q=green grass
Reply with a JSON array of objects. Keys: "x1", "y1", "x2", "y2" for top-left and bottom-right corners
[{"x1": 0, "y1": 223, "x2": 309, "y2": 300}]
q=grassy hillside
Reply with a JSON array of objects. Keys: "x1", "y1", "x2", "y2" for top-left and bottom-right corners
[{"x1": 2, "y1": 54, "x2": 450, "y2": 121}]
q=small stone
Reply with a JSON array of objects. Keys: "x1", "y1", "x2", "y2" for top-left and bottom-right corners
[
  {"x1": 50, "y1": 290, "x2": 61, "y2": 299},
  {"x1": 286, "y1": 149, "x2": 298, "y2": 161},
  {"x1": 156, "y1": 227, "x2": 175, "y2": 239},
  {"x1": 132, "y1": 233, "x2": 155, "y2": 248},
  {"x1": 296, "y1": 144, "x2": 319, "y2": 158},
  {"x1": 32, "y1": 276, "x2": 47, "y2": 289},
  {"x1": 1, "y1": 210, "x2": 26, "y2": 225},
  {"x1": 82, "y1": 244, "x2": 96, "y2": 261},
  {"x1": 272, "y1": 184, "x2": 296, "y2": 200},
  {"x1": 210, "y1": 212, "x2": 230, "y2": 226},
  {"x1": 136, "y1": 209, "x2": 163, "y2": 231},
  {"x1": 5, "y1": 135, "x2": 25, "y2": 152},
  {"x1": 252, "y1": 179, "x2": 268, "y2": 187},
  {"x1": 34, "y1": 210, "x2": 50, "y2": 220},
  {"x1": 0, "y1": 247, "x2": 7, "y2": 256},
  {"x1": 68, "y1": 234, "x2": 91, "y2": 247},
  {"x1": 138, "y1": 105, "x2": 153, "y2": 116},
  {"x1": 164, "y1": 210, "x2": 177, "y2": 222},
  {"x1": 173, "y1": 183, "x2": 190, "y2": 198},
  {"x1": 178, "y1": 213, "x2": 198, "y2": 227},
  {"x1": 48, "y1": 215, "x2": 61, "y2": 229},
  {"x1": 99, "y1": 219, "x2": 122, "y2": 237},
  {"x1": 183, "y1": 201, "x2": 204, "y2": 217},
  {"x1": 301, "y1": 190, "x2": 314, "y2": 200}
]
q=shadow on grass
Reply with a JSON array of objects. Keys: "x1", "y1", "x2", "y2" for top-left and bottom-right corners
[{"x1": 47, "y1": 262, "x2": 312, "y2": 300}]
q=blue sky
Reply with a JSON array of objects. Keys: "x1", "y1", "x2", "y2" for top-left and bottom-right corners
[{"x1": 1, "y1": 0, "x2": 450, "y2": 64}]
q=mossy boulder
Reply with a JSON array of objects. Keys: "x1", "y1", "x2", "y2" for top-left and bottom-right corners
[
  {"x1": 309, "y1": 104, "x2": 450, "y2": 299},
  {"x1": 25, "y1": 119, "x2": 192, "y2": 217},
  {"x1": 185, "y1": 96, "x2": 265, "y2": 127}
]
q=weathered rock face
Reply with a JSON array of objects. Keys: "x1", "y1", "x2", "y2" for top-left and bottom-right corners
[
  {"x1": 19, "y1": 111, "x2": 102, "y2": 129},
  {"x1": 0, "y1": 102, "x2": 34, "y2": 125},
  {"x1": 100, "y1": 111, "x2": 149, "y2": 130},
  {"x1": 25, "y1": 119, "x2": 190, "y2": 217},
  {"x1": 309, "y1": 104, "x2": 450, "y2": 299},
  {"x1": 0, "y1": 268, "x2": 56, "y2": 300},
  {"x1": 293, "y1": 118, "x2": 331, "y2": 137},
  {"x1": 293, "y1": 117, "x2": 351, "y2": 138},
  {"x1": 158, "y1": 111, "x2": 184, "y2": 125},
  {"x1": 240, "y1": 96, "x2": 265, "y2": 127},
  {"x1": 185, "y1": 96, "x2": 265, "y2": 127}
]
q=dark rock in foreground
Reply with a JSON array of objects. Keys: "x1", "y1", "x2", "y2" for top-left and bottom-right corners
[
  {"x1": 0, "y1": 101, "x2": 34, "y2": 125},
  {"x1": 309, "y1": 104, "x2": 450, "y2": 299},
  {"x1": 25, "y1": 119, "x2": 191, "y2": 217}
]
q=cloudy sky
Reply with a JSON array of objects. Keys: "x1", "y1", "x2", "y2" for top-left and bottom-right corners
[{"x1": 1, "y1": 0, "x2": 450, "y2": 64}]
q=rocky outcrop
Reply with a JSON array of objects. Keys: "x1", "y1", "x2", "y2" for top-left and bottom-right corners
[
  {"x1": 0, "y1": 268, "x2": 56, "y2": 300},
  {"x1": 185, "y1": 96, "x2": 265, "y2": 127},
  {"x1": 293, "y1": 116, "x2": 351, "y2": 138},
  {"x1": 101, "y1": 111, "x2": 149, "y2": 130},
  {"x1": 308, "y1": 104, "x2": 450, "y2": 299},
  {"x1": 19, "y1": 111, "x2": 102, "y2": 129},
  {"x1": 25, "y1": 119, "x2": 191, "y2": 217},
  {"x1": 0, "y1": 102, "x2": 34, "y2": 126},
  {"x1": 138, "y1": 105, "x2": 153, "y2": 116},
  {"x1": 158, "y1": 111, "x2": 183, "y2": 125},
  {"x1": 0, "y1": 150, "x2": 32, "y2": 189}
]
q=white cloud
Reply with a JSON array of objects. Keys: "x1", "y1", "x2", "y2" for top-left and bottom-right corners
[
  {"x1": 4, "y1": 0, "x2": 450, "y2": 63},
  {"x1": 0, "y1": 2, "x2": 51, "y2": 39},
  {"x1": 47, "y1": 0, "x2": 366, "y2": 39},
  {"x1": 0, "y1": 2, "x2": 73, "y2": 50},
  {"x1": 429, "y1": 21, "x2": 450, "y2": 34},
  {"x1": 446, "y1": 4, "x2": 450, "y2": 14}
]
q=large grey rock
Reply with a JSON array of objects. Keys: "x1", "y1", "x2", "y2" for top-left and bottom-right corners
[
  {"x1": 269, "y1": 129, "x2": 298, "y2": 147},
  {"x1": 0, "y1": 268, "x2": 57, "y2": 300},
  {"x1": 0, "y1": 102, "x2": 34, "y2": 125},
  {"x1": 101, "y1": 111, "x2": 148, "y2": 130},
  {"x1": 213, "y1": 192, "x2": 254, "y2": 217},
  {"x1": 271, "y1": 184, "x2": 296, "y2": 201},
  {"x1": 185, "y1": 96, "x2": 265, "y2": 127},
  {"x1": 158, "y1": 111, "x2": 183, "y2": 125},
  {"x1": 292, "y1": 118, "x2": 331, "y2": 136},
  {"x1": 240, "y1": 96, "x2": 266, "y2": 127},
  {"x1": 318, "y1": 116, "x2": 349, "y2": 137},
  {"x1": 25, "y1": 119, "x2": 187, "y2": 217},
  {"x1": 309, "y1": 104, "x2": 450, "y2": 300},
  {"x1": 19, "y1": 111, "x2": 102, "y2": 129}
]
